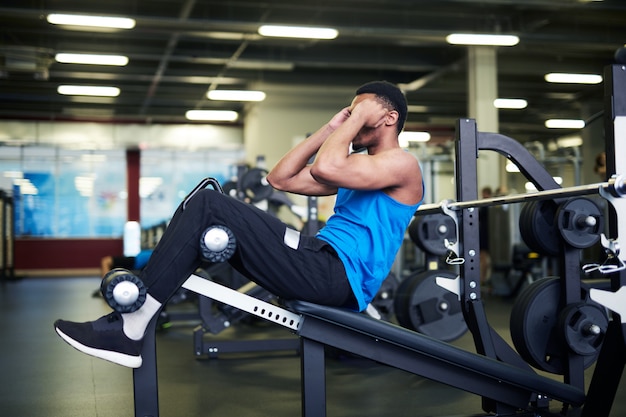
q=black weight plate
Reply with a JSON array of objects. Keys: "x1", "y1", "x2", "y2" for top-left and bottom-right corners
[
  {"x1": 370, "y1": 272, "x2": 400, "y2": 321},
  {"x1": 408, "y1": 214, "x2": 456, "y2": 256},
  {"x1": 519, "y1": 200, "x2": 560, "y2": 256},
  {"x1": 239, "y1": 168, "x2": 273, "y2": 202},
  {"x1": 221, "y1": 181, "x2": 238, "y2": 198},
  {"x1": 556, "y1": 197, "x2": 603, "y2": 249},
  {"x1": 519, "y1": 202, "x2": 538, "y2": 256},
  {"x1": 558, "y1": 302, "x2": 608, "y2": 356},
  {"x1": 520, "y1": 201, "x2": 545, "y2": 257},
  {"x1": 394, "y1": 270, "x2": 467, "y2": 342},
  {"x1": 510, "y1": 277, "x2": 598, "y2": 374}
]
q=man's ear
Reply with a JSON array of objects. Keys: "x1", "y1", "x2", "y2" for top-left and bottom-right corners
[{"x1": 385, "y1": 110, "x2": 399, "y2": 127}]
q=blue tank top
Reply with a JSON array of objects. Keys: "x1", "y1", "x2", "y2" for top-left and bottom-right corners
[{"x1": 317, "y1": 188, "x2": 423, "y2": 311}]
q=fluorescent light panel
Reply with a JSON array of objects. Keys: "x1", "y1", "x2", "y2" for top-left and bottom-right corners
[
  {"x1": 229, "y1": 60, "x2": 294, "y2": 71},
  {"x1": 47, "y1": 13, "x2": 136, "y2": 29},
  {"x1": 544, "y1": 73, "x2": 603, "y2": 84},
  {"x1": 258, "y1": 25, "x2": 338, "y2": 39},
  {"x1": 186, "y1": 110, "x2": 239, "y2": 122},
  {"x1": 207, "y1": 90, "x2": 266, "y2": 102},
  {"x1": 55, "y1": 53, "x2": 129, "y2": 66},
  {"x1": 446, "y1": 33, "x2": 519, "y2": 46},
  {"x1": 545, "y1": 119, "x2": 585, "y2": 129},
  {"x1": 58, "y1": 85, "x2": 120, "y2": 97},
  {"x1": 557, "y1": 135, "x2": 583, "y2": 148},
  {"x1": 494, "y1": 98, "x2": 528, "y2": 109}
]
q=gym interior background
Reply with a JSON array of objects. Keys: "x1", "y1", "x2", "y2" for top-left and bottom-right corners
[{"x1": 1, "y1": 1, "x2": 626, "y2": 416}]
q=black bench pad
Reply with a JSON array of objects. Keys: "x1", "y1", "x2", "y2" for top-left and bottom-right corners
[{"x1": 288, "y1": 300, "x2": 585, "y2": 408}]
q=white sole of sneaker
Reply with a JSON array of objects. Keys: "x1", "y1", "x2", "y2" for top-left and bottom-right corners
[{"x1": 55, "y1": 327, "x2": 142, "y2": 368}]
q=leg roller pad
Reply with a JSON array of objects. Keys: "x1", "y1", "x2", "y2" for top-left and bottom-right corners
[
  {"x1": 200, "y1": 225, "x2": 236, "y2": 263},
  {"x1": 101, "y1": 268, "x2": 147, "y2": 313}
]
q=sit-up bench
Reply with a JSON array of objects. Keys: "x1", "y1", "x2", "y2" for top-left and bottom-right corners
[
  {"x1": 289, "y1": 300, "x2": 584, "y2": 416},
  {"x1": 132, "y1": 274, "x2": 585, "y2": 417}
]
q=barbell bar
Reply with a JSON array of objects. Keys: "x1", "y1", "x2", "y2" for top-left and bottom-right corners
[{"x1": 417, "y1": 175, "x2": 626, "y2": 216}]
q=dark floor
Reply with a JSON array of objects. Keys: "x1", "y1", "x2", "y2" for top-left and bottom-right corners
[{"x1": 1, "y1": 276, "x2": 625, "y2": 417}]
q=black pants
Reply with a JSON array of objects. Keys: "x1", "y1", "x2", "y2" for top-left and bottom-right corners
[{"x1": 139, "y1": 189, "x2": 355, "y2": 308}]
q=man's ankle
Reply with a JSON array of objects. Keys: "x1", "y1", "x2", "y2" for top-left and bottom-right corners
[{"x1": 122, "y1": 294, "x2": 162, "y2": 340}]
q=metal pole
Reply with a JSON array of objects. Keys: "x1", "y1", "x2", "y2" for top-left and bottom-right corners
[{"x1": 417, "y1": 176, "x2": 626, "y2": 215}]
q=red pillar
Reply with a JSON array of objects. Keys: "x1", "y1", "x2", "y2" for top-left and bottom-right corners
[{"x1": 126, "y1": 149, "x2": 140, "y2": 222}]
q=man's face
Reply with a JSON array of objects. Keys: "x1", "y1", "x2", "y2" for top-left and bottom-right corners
[{"x1": 349, "y1": 94, "x2": 385, "y2": 150}]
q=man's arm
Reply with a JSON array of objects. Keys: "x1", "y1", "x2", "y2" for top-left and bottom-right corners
[
  {"x1": 310, "y1": 98, "x2": 423, "y2": 205},
  {"x1": 266, "y1": 107, "x2": 350, "y2": 196}
]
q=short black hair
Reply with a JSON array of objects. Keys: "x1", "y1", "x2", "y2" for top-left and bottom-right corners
[{"x1": 355, "y1": 81, "x2": 407, "y2": 133}]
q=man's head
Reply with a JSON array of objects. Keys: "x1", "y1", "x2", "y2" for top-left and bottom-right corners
[{"x1": 355, "y1": 81, "x2": 407, "y2": 134}]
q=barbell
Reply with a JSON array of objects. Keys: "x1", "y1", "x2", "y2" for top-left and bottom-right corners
[{"x1": 416, "y1": 175, "x2": 625, "y2": 216}]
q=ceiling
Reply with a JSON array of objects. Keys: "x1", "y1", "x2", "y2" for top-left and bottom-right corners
[{"x1": 1, "y1": 0, "x2": 625, "y2": 146}]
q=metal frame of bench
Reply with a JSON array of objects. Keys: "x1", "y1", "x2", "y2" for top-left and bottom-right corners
[{"x1": 133, "y1": 276, "x2": 584, "y2": 417}]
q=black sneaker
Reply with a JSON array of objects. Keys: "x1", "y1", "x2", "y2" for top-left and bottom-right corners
[{"x1": 54, "y1": 312, "x2": 143, "y2": 368}]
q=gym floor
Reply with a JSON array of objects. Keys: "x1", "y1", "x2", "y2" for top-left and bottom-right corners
[{"x1": 1, "y1": 277, "x2": 625, "y2": 417}]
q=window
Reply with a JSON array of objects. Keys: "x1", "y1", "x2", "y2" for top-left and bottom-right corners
[
  {"x1": 0, "y1": 146, "x2": 246, "y2": 237},
  {"x1": 1, "y1": 147, "x2": 126, "y2": 237},
  {"x1": 140, "y1": 149, "x2": 244, "y2": 228}
]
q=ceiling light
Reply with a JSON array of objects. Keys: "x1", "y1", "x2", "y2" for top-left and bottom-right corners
[
  {"x1": 185, "y1": 110, "x2": 239, "y2": 122},
  {"x1": 494, "y1": 98, "x2": 528, "y2": 109},
  {"x1": 557, "y1": 135, "x2": 583, "y2": 148},
  {"x1": 57, "y1": 85, "x2": 121, "y2": 97},
  {"x1": 545, "y1": 119, "x2": 585, "y2": 129},
  {"x1": 55, "y1": 53, "x2": 129, "y2": 66},
  {"x1": 446, "y1": 33, "x2": 519, "y2": 46},
  {"x1": 258, "y1": 25, "x2": 338, "y2": 40},
  {"x1": 207, "y1": 90, "x2": 266, "y2": 102},
  {"x1": 544, "y1": 73, "x2": 603, "y2": 84},
  {"x1": 47, "y1": 13, "x2": 136, "y2": 29},
  {"x1": 229, "y1": 60, "x2": 294, "y2": 71}
]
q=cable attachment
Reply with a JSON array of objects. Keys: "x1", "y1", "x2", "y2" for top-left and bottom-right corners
[
  {"x1": 583, "y1": 234, "x2": 625, "y2": 274},
  {"x1": 440, "y1": 200, "x2": 465, "y2": 265}
]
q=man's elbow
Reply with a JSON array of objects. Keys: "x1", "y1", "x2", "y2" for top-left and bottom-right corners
[
  {"x1": 265, "y1": 172, "x2": 286, "y2": 191},
  {"x1": 310, "y1": 162, "x2": 338, "y2": 185}
]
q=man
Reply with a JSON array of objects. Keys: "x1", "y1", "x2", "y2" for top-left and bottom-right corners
[{"x1": 54, "y1": 81, "x2": 424, "y2": 368}]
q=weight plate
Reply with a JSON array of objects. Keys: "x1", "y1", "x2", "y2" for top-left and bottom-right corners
[
  {"x1": 519, "y1": 200, "x2": 560, "y2": 256},
  {"x1": 370, "y1": 272, "x2": 400, "y2": 321},
  {"x1": 558, "y1": 302, "x2": 608, "y2": 356},
  {"x1": 221, "y1": 181, "x2": 238, "y2": 198},
  {"x1": 556, "y1": 197, "x2": 603, "y2": 249},
  {"x1": 510, "y1": 277, "x2": 602, "y2": 374},
  {"x1": 408, "y1": 213, "x2": 456, "y2": 256},
  {"x1": 239, "y1": 168, "x2": 273, "y2": 203},
  {"x1": 394, "y1": 270, "x2": 467, "y2": 342}
]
